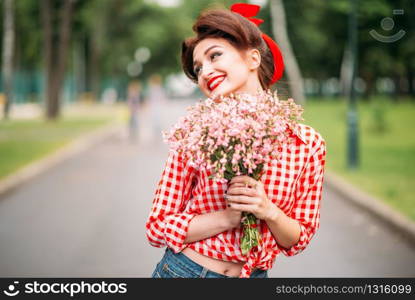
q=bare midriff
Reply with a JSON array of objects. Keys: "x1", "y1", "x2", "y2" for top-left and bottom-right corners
[{"x1": 182, "y1": 247, "x2": 244, "y2": 277}]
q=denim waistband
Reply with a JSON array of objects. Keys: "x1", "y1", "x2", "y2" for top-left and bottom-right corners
[{"x1": 162, "y1": 248, "x2": 267, "y2": 278}]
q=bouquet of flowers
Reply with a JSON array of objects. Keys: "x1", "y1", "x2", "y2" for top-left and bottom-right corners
[{"x1": 162, "y1": 90, "x2": 304, "y2": 255}]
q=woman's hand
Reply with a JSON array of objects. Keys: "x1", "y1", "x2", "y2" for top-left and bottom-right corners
[
  {"x1": 225, "y1": 175, "x2": 279, "y2": 222},
  {"x1": 223, "y1": 198, "x2": 243, "y2": 228}
]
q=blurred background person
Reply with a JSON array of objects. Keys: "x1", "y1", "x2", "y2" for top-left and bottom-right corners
[
  {"x1": 146, "y1": 74, "x2": 168, "y2": 143},
  {"x1": 127, "y1": 80, "x2": 142, "y2": 142}
]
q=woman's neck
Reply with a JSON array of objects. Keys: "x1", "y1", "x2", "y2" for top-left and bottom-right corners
[{"x1": 237, "y1": 73, "x2": 264, "y2": 95}]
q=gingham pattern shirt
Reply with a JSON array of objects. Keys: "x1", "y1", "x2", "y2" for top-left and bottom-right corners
[{"x1": 146, "y1": 123, "x2": 326, "y2": 278}]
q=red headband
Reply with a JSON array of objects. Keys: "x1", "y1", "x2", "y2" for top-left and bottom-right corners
[{"x1": 230, "y1": 3, "x2": 284, "y2": 85}]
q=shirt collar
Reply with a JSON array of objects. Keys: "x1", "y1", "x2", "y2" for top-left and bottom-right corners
[{"x1": 289, "y1": 122, "x2": 308, "y2": 145}]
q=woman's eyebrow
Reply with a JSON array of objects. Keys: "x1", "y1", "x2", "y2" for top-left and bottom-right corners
[{"x1": 193, "y1": 45, "x2": 222, "y2": 65}]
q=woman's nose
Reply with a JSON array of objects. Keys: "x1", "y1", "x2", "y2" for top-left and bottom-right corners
[{"x1": 200, "y1": 64, "x2": 214, "y2": 81}]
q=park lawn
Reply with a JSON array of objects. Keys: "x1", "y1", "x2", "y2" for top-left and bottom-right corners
[
  {"x1": 0, "y1": 116, "x2": 114, "y2": 180},
  {"x1": 301, "y1": 97, "x2": 415, "y2": 221}
]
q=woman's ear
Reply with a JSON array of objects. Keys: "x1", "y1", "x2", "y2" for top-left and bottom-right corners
[{"x1": 247, "y1": 48, "x2": 261, "y2": 71}]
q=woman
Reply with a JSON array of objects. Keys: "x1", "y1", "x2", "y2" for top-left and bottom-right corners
[
  {"x1": 146, "y1": 74, "x2": 167, "y2": 143},
  {"x1": 126, "y1": 80, "x2": 141, "y2": 142},
  {"x1": 146, "y1": 3, "x2": 326, "y2": 278}
]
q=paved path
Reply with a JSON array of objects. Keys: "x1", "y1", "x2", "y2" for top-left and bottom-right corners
[{"x1": 0, "y1": 100, "x2": 414, "y2": 277}]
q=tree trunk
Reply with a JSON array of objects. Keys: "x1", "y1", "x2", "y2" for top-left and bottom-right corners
[
  {"x1": 2, "y1": 0, "x2": 15, "y2": 120},
  {"x1": 88, "y1": 0, "x2": 112, "y2": 102},
  {"x1": 41, "y1": 0, "x2": 75, "y2": 120},
  {"x1": 270, "y1": 0, "x2": 305, "y2": 105},
  {"x1": 340, "y1": 46, "x2": 353, "y2": 98},
  {"x1": 41, "y1": 0, "x2": 53, "y2": 119},
  {"x1": 89, "y1": 32, "x2": 101, "y2": 101}
]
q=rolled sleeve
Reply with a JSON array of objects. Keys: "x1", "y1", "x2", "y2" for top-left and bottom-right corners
[
  {"x1": 145, "y1": 151, "x2": 198, "y2": 253},
  {"x1": 280, "y1": 137, "x2": 326, "y2": 257}
]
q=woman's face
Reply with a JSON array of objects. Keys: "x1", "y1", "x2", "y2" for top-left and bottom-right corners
[{"x1": 193, "y1": 38, "x2": 261, "y2": 98}]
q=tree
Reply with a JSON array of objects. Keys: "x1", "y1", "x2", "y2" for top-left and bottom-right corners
[
  {"x1": 41, "y1": 0, "x2": 75, "y2": 120},
  {"x1": 270, "y1": 0, "x2": 305, "y2": 105},
  {"x1": 2, "y1": 0, "x2": 15, "y2": 120}
]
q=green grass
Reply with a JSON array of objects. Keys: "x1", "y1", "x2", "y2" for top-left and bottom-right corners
[
  {"x1": 301, "y1": 97, "x2": 415, "y2": 221},
  {"x1": 0, "y1": 117, "x2": 114, "y2": 180}
]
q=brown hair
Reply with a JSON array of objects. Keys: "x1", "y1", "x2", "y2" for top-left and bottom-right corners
[{"x1": 181, "y1": 8, "x2": 274, "y2": 89}]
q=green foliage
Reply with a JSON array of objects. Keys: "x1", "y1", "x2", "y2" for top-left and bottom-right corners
[
  {"x1": 303, "y1": 98, "x2": 415, "y2": 221},
  {"x1": 0, "y1": 116, "x2": 113, "y2": 179},
  {"x1": 240, "y1": 212, "x2": 261, "y2": 255},
  {"x1": 74, "y1": 0, "x2": 234, "y2": 81},
  {"x1": 10, "y1": 0, "x2": 42, "y2": 70},
  {"x1": 4, "y1": 0, "x2": 415, "y2": 99}
]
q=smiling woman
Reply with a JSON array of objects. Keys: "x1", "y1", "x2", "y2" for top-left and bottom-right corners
[
  {"x1": 181, "y1": 6, "x2": 277, "y2": 97},
  {"x1": 191, "y1": 38, "x2": 263, "y2": 99},
  {"x1": 146, "y1": 3, "x2": 326, "y2": 278}
]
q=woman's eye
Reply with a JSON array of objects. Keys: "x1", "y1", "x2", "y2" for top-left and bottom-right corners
[
  {"x1": 194, "y1": 66, "x2": 201, "y2": 76},
  {"x1": 210, "y1": 52, "x2": 222, "y2": 60},
  {"x1": 193, "y1": 52, "x2": 221, "y2": 76}
]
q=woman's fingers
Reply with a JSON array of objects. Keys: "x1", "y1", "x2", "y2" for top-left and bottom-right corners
[
  {"x1": 227, "y1": 181, "x2": 258, "y2": 192},
  {"x1": 228, "y1": 182, "x2": 246, "y2": 188},
  {"x1": 227, "y1": 186, "x2": 257, "y2": 197},
  {"x1": 226, "y1": 195, "x2": 258, "y2": 205},
  {"x1": 229, "y1": 176, "x2": 259, "y2": 189},
  {"x1": 227, "y1": 202, "x2": 252, "y2": 213}
]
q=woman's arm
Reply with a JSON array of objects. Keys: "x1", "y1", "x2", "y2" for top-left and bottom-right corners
[
  {"x1": 146, "y1": 152, "x2": 198, "y2": 251},
  {"x1": 184, "y1": 206, "x2": 242, "y2": 244},
  {"x1": 262, "y1": 205, "x2": 301, "y2": 249},
  {"x1": 147, "y1": 151, "x2": 245, "y2": 250}
]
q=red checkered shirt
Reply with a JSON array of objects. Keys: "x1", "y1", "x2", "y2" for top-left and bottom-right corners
[{"x1": 146, "y1": 123, "x2": 327, "y2": 278}]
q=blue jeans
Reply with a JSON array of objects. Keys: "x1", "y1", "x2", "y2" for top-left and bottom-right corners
[{"x1": 151, "y1": 248, "x2": 268, "y2": 278}]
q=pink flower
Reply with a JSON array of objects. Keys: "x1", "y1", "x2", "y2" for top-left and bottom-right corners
[{"x1": 163, "y1": 90, "x2": 303, "y2": 182}]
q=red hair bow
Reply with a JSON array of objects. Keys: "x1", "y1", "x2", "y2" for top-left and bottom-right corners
[{"x1": 230, "y1": 3, "x2": 284, "y2": 85}]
